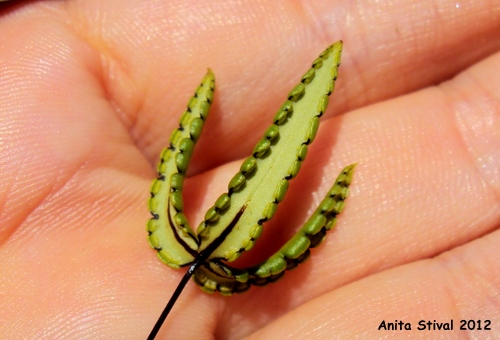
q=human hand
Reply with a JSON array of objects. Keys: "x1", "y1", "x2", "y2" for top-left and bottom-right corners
[{"x1": 1, "y1": 1, "x2": 499, "y2": 338}]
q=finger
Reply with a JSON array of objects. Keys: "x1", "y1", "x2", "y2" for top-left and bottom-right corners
[
  {"x1": 0, "y1": 8, "x2": 150, "y2": 240},
  {"x1": 0, "y1": 4, "x2": 153, "y2": 339},
  {"x1": 248, "y1": 227, "x2": 500, "y2": 338},
  {"x1": 204, "y1": 48, "x2": 500, "y2": 338},
  {"x1": 31, "y1": 0, "x2": 498, "y2": 172}
]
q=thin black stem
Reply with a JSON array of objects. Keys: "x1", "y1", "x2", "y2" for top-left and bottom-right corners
[{"x1": 147, "y1": 260, "x2": 202, "y2": 340}]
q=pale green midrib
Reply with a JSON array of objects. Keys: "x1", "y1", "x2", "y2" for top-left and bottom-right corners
[
  {"x1": 200, "y1": 51, "x2": 338, "y2": 258},
  {"x1": 150, "y1": 72, "x2": 214, "y2": 266}
]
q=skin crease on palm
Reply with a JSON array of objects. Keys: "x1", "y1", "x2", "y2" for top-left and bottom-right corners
[{"x1": 0, "y1": 0, "x2": 500, "y2": 339}]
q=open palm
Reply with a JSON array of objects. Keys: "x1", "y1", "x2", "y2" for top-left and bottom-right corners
[{"x1": 1, "y1": 1, "x2": 499, "y2": 339}]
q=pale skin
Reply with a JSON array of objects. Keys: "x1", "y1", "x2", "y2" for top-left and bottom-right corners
[{"x1": 0, "y1": 0, "x2": 499, "y2": 339}]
